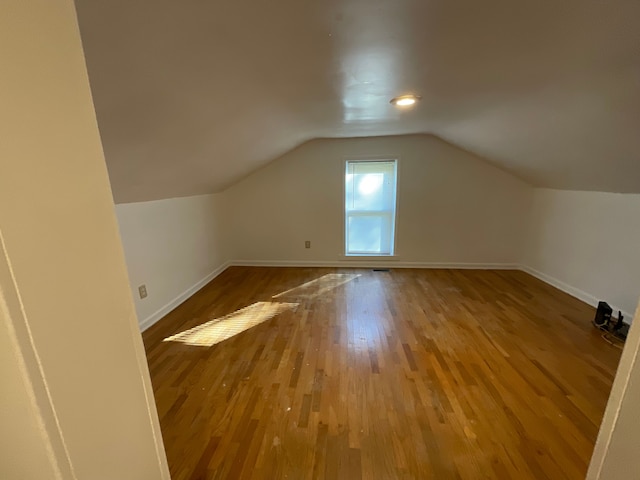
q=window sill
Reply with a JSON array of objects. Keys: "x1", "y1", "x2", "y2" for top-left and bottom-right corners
[{"x1": 340, "y1": 255, "x2": 400, "y2": 261}]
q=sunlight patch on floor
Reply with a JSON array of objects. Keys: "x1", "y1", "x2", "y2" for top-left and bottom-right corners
[
  {"x1": 273, "y1": 273, "x2": 361, "y2": 299},
  {"x1": 163, "y1": 301, "x2": 298, "y2": 347}
]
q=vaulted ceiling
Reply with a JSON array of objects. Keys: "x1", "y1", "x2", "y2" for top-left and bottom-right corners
[{"x1": 75, "y1": 0, "x2": 640, "y2": 203}]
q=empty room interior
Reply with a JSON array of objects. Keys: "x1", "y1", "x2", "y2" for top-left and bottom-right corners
[{"x1": 2, "y1": 0, "x2": 640, "y2": 479}]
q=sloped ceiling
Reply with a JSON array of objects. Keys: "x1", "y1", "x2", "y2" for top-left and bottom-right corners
[{"x1": 74, "y1": 0, "x2": 640, "y2": 203}]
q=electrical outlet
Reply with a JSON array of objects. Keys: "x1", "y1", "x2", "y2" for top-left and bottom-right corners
[
  {"x1": 138, "y1": 284, "x2": 148, "y2": 299},
  {"x1": 305, "y1": 240, "x2": 311, "y2": 249}
]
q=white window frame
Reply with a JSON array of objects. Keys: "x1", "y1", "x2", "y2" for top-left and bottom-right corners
[{"x1": 344, "y1": 159, "x2": 398, "y2": 257}]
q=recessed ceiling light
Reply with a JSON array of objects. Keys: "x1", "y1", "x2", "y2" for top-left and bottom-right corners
[{"x1": 390, "y1": 94, "x2": 421, "y2": 107}]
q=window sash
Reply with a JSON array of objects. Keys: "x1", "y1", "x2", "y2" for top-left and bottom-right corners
[{"x1": 345, "y1": 160, "x2": 397, "y2": 256}]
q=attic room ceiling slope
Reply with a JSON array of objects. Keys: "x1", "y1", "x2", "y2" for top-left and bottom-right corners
[{"x1": 74, "y1": 0, "x2": 640, "y2": 203}]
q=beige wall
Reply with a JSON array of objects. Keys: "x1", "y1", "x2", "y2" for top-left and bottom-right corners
[
  {"x1": 0, "y1": 277, "x2": 62, "y2": 479},
  {"x1": 116, "y1": 194, "x2": 230, "y2": 329},
  {"x1": 0, "y1": 0, "x2": 168, "y2": 478},
  {"x1": 524, "y1": 189, "x2": 640, "y2": 318},
  {"x1": 225, "y1": 135, "x2": 532, "y2": 266}
]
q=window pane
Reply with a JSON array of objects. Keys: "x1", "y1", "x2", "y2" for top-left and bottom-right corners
[
  {"x1": 346, "y1": 162, "x2": 395, "y2": 212},
  {"x1": 347, "y1": 215, "x2": 383, "y2": 254},
  {"x1": 353, "y1": 173, "x2": 384, "y2": 211}
]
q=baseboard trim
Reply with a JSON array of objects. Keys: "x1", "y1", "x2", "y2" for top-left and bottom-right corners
[
  {"x1": 519, "y1": 265, "x2": 633, "y2": 322},
  {"x1": 231, "y1": 260, "x2": 520, "y2": 270},
  {"x1": 139, "y1": 261, "x2": 232, "y2": 331}
]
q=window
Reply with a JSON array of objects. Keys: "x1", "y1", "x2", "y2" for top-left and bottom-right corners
[{"x1": 345, "y1": 160, "x2": 398, "y2": 256}]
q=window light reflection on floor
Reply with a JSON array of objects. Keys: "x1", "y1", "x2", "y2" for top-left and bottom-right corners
[
  {"x1": 163, "y1": 301, "x2": 299, "y2": 347},
  {"x1": 164, "y1": 274, "x2": 360, "y2": 348},
  {"x1": 273, "y1": 273, "x2": 360, "y2": 299}
]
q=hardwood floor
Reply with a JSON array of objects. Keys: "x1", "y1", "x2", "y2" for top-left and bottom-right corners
[{"x1": 143, "y1": 267, "x2": 622, "y2": 479}]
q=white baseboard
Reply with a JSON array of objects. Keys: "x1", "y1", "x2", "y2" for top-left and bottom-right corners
[
  {"x1": 519, "y1": 265, "x2": 633, "y2": 322},
  {"x1": 231, "y1": 259, "x2": 520, "y2": 270},
  {"x1": 139, "y1": 261, "x2": 232, "y2": 331}
]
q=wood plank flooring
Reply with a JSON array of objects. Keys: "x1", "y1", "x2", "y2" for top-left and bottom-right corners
[{"x1": 143, "y1": 267, "x2": 622, "y2": 479}]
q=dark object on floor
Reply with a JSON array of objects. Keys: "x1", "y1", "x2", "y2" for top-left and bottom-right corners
[
  {"x1": 594, "y1": 301, "x2": 613, "y2": 328},
  {"x1": 594, "y1": 302, "x2": 629, "y2": 345},
  {"x1": 372, "y1": 268, "x2": 390, "y2": 272},
  {"x1": 612, "y1": 311, "x2": 628, "y2": 341},
  {"x1": 614, "y1": 322, "x2": 630, "y2": 341}
]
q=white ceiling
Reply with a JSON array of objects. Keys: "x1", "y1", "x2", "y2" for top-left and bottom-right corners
[{"x1": 74, "y1": 0, "x2": 640, "y2": 203}]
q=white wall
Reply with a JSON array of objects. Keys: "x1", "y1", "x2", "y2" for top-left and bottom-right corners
[
  {"x1": 116, "y1": 194, "x2": 230, "y2": 330},
  {"x1": 524, "y1": 189, "x2": 640, "y2": 318},
  {"x1": 0, "y1": 0, "x2": 169, "y2": 477},
  {"x1": 225, "y1": 135, "x2": 532, "y2": 266}
]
